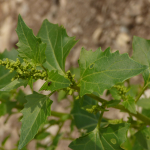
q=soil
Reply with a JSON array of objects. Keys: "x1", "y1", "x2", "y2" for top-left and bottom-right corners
[{"x1": 0, "y1": 0, "x2": 150, "y2": 149}]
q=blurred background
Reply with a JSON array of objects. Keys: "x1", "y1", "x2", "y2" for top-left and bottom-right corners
[{"x1": 1, "y1": 0, "x2": 150, "y2": 149}]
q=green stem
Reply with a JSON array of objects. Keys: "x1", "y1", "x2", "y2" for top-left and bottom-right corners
[
  {"x1": 51, "y1": 111, "x2": 71, "y2": 119},
  {"x1": 135, "y1": 83, "x2": 149, "y2": 103},
  {"x1": 88, "y1": 93, "x2": 150, "y2": 125},
  {"x1": 97, "y1": 111, "x2": 105, "y2": 129}
]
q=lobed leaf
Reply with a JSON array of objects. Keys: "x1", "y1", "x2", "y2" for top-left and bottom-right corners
[
  {"x1": 16, "y1": 15, "x2": 46, "y2": 65},
  {"x1": 79, "y1": 47, "x2": 147, "y2": 97},
  {"x1": 69, "y1": 123, "x2": 130, "y2": 150},
  {"x1": 37, "y1": 20, "x2": 78, "y2": 74},
  {"x1": 18, "y1": 91, "x2": 53, "y2": 149},
  {"x1": 132, "y1": 36, "x2": 150, "y2": 84}
]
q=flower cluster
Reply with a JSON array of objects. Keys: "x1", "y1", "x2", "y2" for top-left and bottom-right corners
[
  {"x1": 0, "y1": 58, "x2": 47, "y2": 81},
  {"x1": 113, "y1": 85, "x2": 128, "y2": 101},
  {"x1": 64, "y1": 70, "x2": 76, "y2": 95},
  {"x1": 85, "y1": 105, "x2": 107, "y2": 114}
]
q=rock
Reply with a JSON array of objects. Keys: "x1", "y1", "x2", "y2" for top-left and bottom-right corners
[{"x1": 116, "y1": 33, "x2": 130, "y2": 47}]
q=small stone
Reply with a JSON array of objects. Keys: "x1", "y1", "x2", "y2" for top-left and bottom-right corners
[
  {"x1": 135, "y1": 16, "x2": 143, "y2": 24},
  {"x1": 92, "y1": 28, "x2": 102, "y2": 44}
]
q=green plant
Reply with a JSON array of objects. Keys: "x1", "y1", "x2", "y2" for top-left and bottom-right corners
[{"x1": 0, "y1": 14, "x2": 150, "y2": 150}]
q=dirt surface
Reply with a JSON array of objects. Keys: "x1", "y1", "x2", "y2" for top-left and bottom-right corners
[{"x1": 1, "y1": 0, "x2": 150, "y2": 149}]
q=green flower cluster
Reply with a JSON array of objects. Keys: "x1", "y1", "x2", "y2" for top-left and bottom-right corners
[
  {"x1": 65, "y1": 70, "x2": 76, "y2": 86},
  {"x1": 108, "y1": 119, "x2": 123, "y2": 124},
  {"x1": 64, "y1": 70, "x2": 77, "y2": 95},
  {"x1": 85, "y1": 105, "x2": 107, "y2": 114},
  {"x1": 114, "y1": 85, "x2": 128, "y2": 101},
  {"x1": 0, "y1": 58, "x2": 47, "y2": 81}
]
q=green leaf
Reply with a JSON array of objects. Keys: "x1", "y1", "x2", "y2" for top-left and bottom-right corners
[
  {"x1": 137, "y1": 98, "x2": 150, "y2": 109},
  {"x1": 40, "y1": 70, "x2": 71, "y2": 92},
  {"x1": 48, "y1": 133, "x2": 63, "y2": 150},
  {"x1": 69, "y1": 123, "x2": 130, "y2": 150},
  {"x1": 35, "y1": 132, "x2": 50, "y2": 140},
  {"x1": 79, "y1": 47, "x2": 147, "y2": 97},
  {"x1": 122, "y1": 96, "x2": 136, "y2": 114},
  {"x1": 0, "y1": 103, "x2": 6, "y2": 116},
  {"x1": 134, "y1": 126, "x2": 150, "y2": 149},
  {"x1": 142, "y1": 109, "x2": 150, "y2": 118},
  {"x1": 57, "y1": 90, "x2": 67, "y2": 101},
  {"x1": 16, "y1": 89, "x2": 27, "y2": 105},
  {"x1": 71, "y1": 95, "x2": 107, "y2": 132},
  {"x1": 18, "y1": 91, "x2": 53, "y2": 149},
  {"x1": 109, "y1": 87, "x2": 121, "y2": 100},
  {"x1": 0, "y1": 79, "x2": 28, "y2": 91},
  {"x1": 2, "y1": 134, "x2": 10, "y2": 146},
  {"x1": 37, "y1": 19, "x2": 78, "y2": 74},
  {"x1": 16, "y1": 15, "x2": 46, "y2": 65},
  {"x1": 0, "y1": 49, "x2": 19, "y2": 89},
  {"x1": 107, "y1": 100, "x2": 121, "y2": 108},
  {"x1": 132, "y1": 36, "x2": 150, "y2": 84}
]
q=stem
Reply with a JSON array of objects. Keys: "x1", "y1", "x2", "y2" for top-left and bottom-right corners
[
  {"x1": 135, "y1": 83, "x2": 149, "y2": 103},
  {"x1": 51, "y1": 111, "x2": 71, "y2": 119},
  {"x1": 97, "y1": 111, "x2": 105, "y2": 129},
  {"x1": 41, "y1": 65, "x2": 47, "y2": 72},
  {"x1": 88, "y1": 93, "x2": 150, "y2": 125}
]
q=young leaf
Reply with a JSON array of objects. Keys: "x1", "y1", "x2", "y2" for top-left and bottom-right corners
[
  {"x1": 40, "y1": 70, "x2": 71, "y2": 92},
  {"x1": 37, "y1": 20, "x2": 78, "y2": 74},
  {"x1": 79, "y1": 47, "x2": 147, "y2": 97},
  {"x1": 71, "y1": 95, "x2": 107, "y2": 132},
  {"x1": 122, "y1": 96, "x2": 136, "y2": 114},
  {"x1": 69, "y1": 123, "x2": 130, "y2": 150},
  {"x1": 18, "y1": 91, "x2": 53, "y2": 149},
  {"x1": 132, "y1": 36, "x2": 150, "y2": 84},
  {"x1": 16, "y1": 15, "x2": 46, "y2": 65}
]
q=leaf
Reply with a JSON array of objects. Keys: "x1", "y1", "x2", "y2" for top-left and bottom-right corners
[
  {"x1": 107, "y1": 100, "x2": 121, "y2": 108},
  {"x1": 16, "y1": 89, "x2": 27, "y2": 105},
  {"x1": 71, "y1": 95, "x2": 107, "y2": 132},
  {"x1": 109, "y1": 87, "x2": 121, "y2": 100},
  {"x1": 48, "y1": 133, "x2": 63, "y2": 150},
  {"x1": 40, "y1": 70, "x2": 71, "y2": 92},
  {"x1": 69, "y1": 123, "x2": 130, "y2": 150},
  {"x1": 2, "y1": 134, "x2": 10, "y2": 146},
  {"x1": 142, "y1": 109, "x2": 150, "y2": 118},
  {"x1": 18, "y1": 91, "x2": 53, "y2": 149},
  {"x1": 0, "y1": 49, "x2": 19, "y2": 89},
  {"x1": 0, "y1": 103, "x2": 6, "y2": 116},
  {"x1": 137, "y1": 98, "x2": 150, "y2": 109},
  {"x1": 16, "y1": 15, "x2": 46, "y2": 65},
  {"x1": 79, "y1": 47, "x2": 147, "y2": 97},
  {"x1": 37, "y1": 19, "x2": 78, "y2": 74},
  {"x1": 134, "y1": 126, "x2": 150, "y2": 149},
  {"x1": 35, "y1": 132, "x2": 50, "y2": 140},
  {"x1": 132, "y1": 36, "x2": 150, "y2": 84},
  {"x1": 57, "y1": 90, "x2": 67, "y2": 101},
  {"x1": 0, "y1": 79, "x2": 28, "y2": 91},
  {"x1": 122, "y1": 96, "x2": 136, "y2": 114}
]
